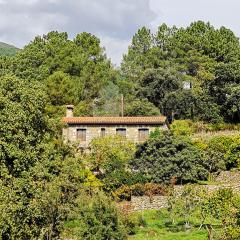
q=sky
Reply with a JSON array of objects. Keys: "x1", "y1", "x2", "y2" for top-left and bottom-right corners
[{"x1": 0, "y1": 0, "x2": 240, "y2": 65}]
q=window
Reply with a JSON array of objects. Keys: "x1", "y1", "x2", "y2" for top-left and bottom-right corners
[
  {"x1": 138, "y1": 128, "x2": 149, "y2": 141},
  {"x1": 183, "y1": 81, "x2": 191, "y2": 90},
  {"x1": 116, "y1": 128, "x2": 126, "y2": 138},
  {"x1": 101, "y1": 128, "x2": 106, "y2": 137},
  {"x1": 76, "y1": 129, "x2": 86, "y2": 141}
]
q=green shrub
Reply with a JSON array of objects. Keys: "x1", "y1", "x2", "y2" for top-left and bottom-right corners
[
  {"x1": 207, "y1": 135, "x2": 240, "y2": 169},
  {"x1": 113, "y1": 185, "x2": 132, "y2": 201},
  {"x1": 130, "y1": 131, "x2": 219, "y2": 184},
  {"x1": 62, "y1": 192, "x2": 128, "y2": 240},
  {"x1": 87, "y1": 136, "x2": 136, "y2": 192},
  {"x1": 170, "y1": 120, "x2": 194, "y2": 136},
  {"x1": 113, "y1": 183, "x2": 167, "y2": 201}
]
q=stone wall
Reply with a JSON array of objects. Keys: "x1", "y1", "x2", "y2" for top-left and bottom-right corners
[
  {"x1": 130, "y1": 196, "x2": 168, "y2": 211},
  {"x1": 125, "y1": 183, "x2": 240, "y2": 212},
  {"x1": 215, "y1": 170, "x2": 240, "y2": 184},
  {"x1": 63, "y1": 124, "x2": 164, "y2": 147}
]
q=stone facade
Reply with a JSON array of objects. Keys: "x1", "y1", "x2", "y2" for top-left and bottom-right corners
[
  {"x1": 62, "y1": 105, "x2": 168, "y2": 148},
  {"x1": 63, "y1": 124, "x2": 163, "y2": 147}
]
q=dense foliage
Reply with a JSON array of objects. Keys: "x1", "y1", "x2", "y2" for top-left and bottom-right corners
[
  {"x1": 1, "y1": 21, "x2": 240, "y2": 239},
  {"x1": 165, "y1": 185, "x2": 240, "y2": 240},
  {"x1": 87, "y1": 136, "x2": 136, "y2": 192},
  {"x1": 0, "y1": 42, "x2": 19, "y2": 56},
  {"x1": 121, "y1": 21, "x2": 240, "y2": 123},
  {"x1": 130, "y1": 131, "x2": 217, "y2": 184},
  {"x1": 0, "y1": 75, "x2": 127, "y2": 239},
  {"x1": 62, "y1": 192, "x2": 128, "y2": 240}
]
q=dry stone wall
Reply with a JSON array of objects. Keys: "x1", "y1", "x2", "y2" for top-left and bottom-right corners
[
  {"x1": 127, "y1": 183, "x2": 240, "y2": 212},
  {"x1": 131, "y1": 196, "x2": 168, "y2": 211},
  {"x1": 215, "y1": 170, "x2": 240, "y2": 184}
]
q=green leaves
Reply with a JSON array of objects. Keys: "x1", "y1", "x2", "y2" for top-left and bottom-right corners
[
  {"x1": 10, "y1": 31, "x2": 116, "y2": 117},
  {"x1": 131, "y1": 131, "x2": 210, "y2": 184},
  {"x1": 0, "y1": 75, "x2": 48, "y2": 176},
  {"x1": 121, "y1": 21, "x2": 240, "y2": 123}
]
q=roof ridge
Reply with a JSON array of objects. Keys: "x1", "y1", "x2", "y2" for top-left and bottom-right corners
[{"x1": 62, "y1": 115, "x2": 167, "y2": 125}]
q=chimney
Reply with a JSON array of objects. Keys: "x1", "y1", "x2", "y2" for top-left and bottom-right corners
[{"x1": 66, "y1": 105, "x2": 74, "y2": 117}]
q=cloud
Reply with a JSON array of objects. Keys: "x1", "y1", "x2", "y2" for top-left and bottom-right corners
[
  {"x1": 0, "y1": 0, "x2": 156, "y2": 64},
  {"x1": 100, "y1": 35, "x2": 130, "y2": 66},
  {"x1": 149, "y1": 0, "x2": 240, "y2": 36},
  {"x1": 1, "y1": 0, "x2": 239, "y2": 65}
]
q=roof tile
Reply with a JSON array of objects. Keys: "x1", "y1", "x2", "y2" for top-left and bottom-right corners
[{"x1": 62, "y1": 116, "x2": 166, "y2": 125}]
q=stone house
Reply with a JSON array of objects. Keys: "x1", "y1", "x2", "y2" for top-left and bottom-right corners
[{"x1": 62, "y1": 105, "x2": 168, "y2": 148}]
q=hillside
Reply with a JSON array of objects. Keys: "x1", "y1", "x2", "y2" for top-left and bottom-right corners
[{"x1": 0, "y1": 42, "x2": 20, "y2": 56}]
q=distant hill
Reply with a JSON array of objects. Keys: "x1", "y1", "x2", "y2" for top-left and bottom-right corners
[{"x1": 0, "y1": 42, "x2": 20, "y2": 56}]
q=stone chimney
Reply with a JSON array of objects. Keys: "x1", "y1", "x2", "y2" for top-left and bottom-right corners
[{"x1": 66, "y1": 105, "x2": 74, "y2": 117}]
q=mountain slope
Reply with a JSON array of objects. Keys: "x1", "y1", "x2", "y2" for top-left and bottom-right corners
[{"x1": 0, "y1": 42, "x2": 20, "y2": 56}]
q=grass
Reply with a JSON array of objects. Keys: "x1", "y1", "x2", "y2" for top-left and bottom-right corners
[{"x1": 128, "y1": 210, "x2": 219, "y2": 240}]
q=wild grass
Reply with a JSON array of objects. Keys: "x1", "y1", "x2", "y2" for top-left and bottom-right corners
[{"x1": 128, "y1": 210, "x2": 220, "y2": 240}]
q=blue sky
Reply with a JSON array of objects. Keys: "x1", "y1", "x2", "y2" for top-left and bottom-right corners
[{"x1": 0, "y1": 0, "x2": 239, "y2": 65}]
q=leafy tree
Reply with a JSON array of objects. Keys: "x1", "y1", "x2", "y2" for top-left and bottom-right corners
[
  {"x1": 125, "y1": 98, "x2": 160, "y2": 116},
  {"x1": 12, "y1": 31, "x2": 116, "y2": 116},
  {"x1": 138, "y1": 67, "x2": 181, "y2": 108},
  {"x1": 0, "y1": 75, "x2": 48, "y2": 176},
  {"x1": 131, "y1": 131, "x2": 213, "y2": 184},
  {"x1": 121, "y1": 21, "x2": 240, "y2": 123},
  {"x1": 224, "y1": 85, "x2": 240, "y2": 122},
  {"x1": 0, "y1": 74, "x2": 128, "y2": 240},
  {"x1": 62, "y1": 192, "x2": 128, "y2": 240},
  {"x1": 121, "y1": 27, "x2": 154, "y2": 80},
  {"x1": 88, "y1": 136, "x2": 135, "y2": 191},
  {"x1": 200, "y1": 189, "x2": 240, "y2": 240}
]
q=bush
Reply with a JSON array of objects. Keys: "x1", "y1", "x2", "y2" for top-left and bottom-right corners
[
  {"x1": 62, "y1": 192, "x2": 128, "y2": 240},
  {"x1": 87, "y1": 136, "x2": 136, "y2": 192},
  {"x1": 125, "y1": 98, "x2": 160, "y2": 116},
  {"x1": 206, "y1": 135, "x2": 240, "y2": 170},
  {"x1": 130, "y1": 131, "x2": 216, "y2": 184},
  {"x1": 170, "y1": 120, "x2": 194, "y2": 136},
  {"x1": 113, "y1": 183, "x2": 168, "y2": 201}
]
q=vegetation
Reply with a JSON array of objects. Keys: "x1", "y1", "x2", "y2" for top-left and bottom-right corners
[
  {"x1": 130, "y1": 131, "x2": 219, "y2": 184},
  {"x1": 0, "y1": 42, "x2": 19, "y2": 56},
  {"x1": 121, "y1": 22, "x2": 240, "y2": 123},
  {"x1": 128, "y1": 210, "x2": 210, "y2": 240},
  {"x1": 130, "y1": 186, "x2": 240, "y2": 240},
  {"x1": 1, "y1": 21, "x2": 240, "y2": 239}
]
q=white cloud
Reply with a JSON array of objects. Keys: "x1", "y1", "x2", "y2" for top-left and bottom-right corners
[
  {"x1": 100, "y1": 35, "x2": 130, "y2": 66},
  {"x1": 149, "y1": 0, "x2": 240, "y2": 36},
  {"x1": 0, "y1": 0, "x2": 239, "y2": 65},
  {"x1": 0, "y1": 0, "x2": 156, "y2": 65}
]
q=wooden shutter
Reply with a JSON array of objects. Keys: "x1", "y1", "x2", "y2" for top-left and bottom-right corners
[
  {"x1": 77, "y1": 129, "x2": 86, "y2": 141},
  {"x1": 101, "y1": 128, "x2": 106, "y2": 137},
  {"x1": 138, "y1": 128, "x2": 149, "y2": 141},
  {"x1": 116, "y1": 128, "x2": 126, "y2": 138}
]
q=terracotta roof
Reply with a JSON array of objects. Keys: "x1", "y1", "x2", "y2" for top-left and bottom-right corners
[{"x1": 62, "y1": 116, "x2": 167, "y2": 125}]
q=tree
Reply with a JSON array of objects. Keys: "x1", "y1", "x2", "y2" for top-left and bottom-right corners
[
  {"x1": 12, "y1": 31, "x2": 116, "y2": 117},
  {"x1": 121, "y1": 21, "x2": 240, "y2": 123},
  {"x1": 125, "y1": 98, "x2": 160, "y2": 116},
  {"x1": 87, "y1": 136, "x2": 135, "y2": 191},
  {"x1": 200, "y1": 189, "x2": 240, "y2": 240},
  {"x1": 121, "y1": 27, "x2": 154, "y2": 80},
  {"x1": 62, "y1": 192, "x2": 128, "y2": 240},
  {"x1": 224, "y1": 85, "x2": 240, "y2": 122},
  {"x1": 138, "y1": 67, "x2": 181, "y2": 108},
  {"x1": 0, "y1": 74, "x2": 128, "y2": 239},
  {"x1": 131, "y1": 131, "x2": 214, "y2": 184},
  {"x1": 0, "y1": 75, "x2": 48, "y2": 176}
]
